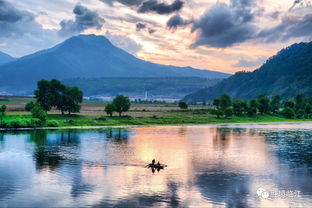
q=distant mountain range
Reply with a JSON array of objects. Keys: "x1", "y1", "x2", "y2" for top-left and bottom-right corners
[
  {"x1": 0, "y1": 35, "x2": 230, "y2": 95},
  {"x1": 184, "y1": 41, "x2": 312, "y2": 103},
  {"x1": 63, "y1": 77, "x2": 221, "y2": 99},
  {"x1": 0, "y1": 52, "x2": 15, "y2": 65}
]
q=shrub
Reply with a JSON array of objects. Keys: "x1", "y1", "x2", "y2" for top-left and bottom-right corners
[
  {"x1": 31, "y1": 104, "x2": 47, "y2": 123},
  {"x1": 46, "y1": 120, "x2": 59, "y2": 127},
  {"x1": 6, "y1": 118, "x2": 32, "y2": 128},
  {"x1": 296, "y1": 109, "x2": 305, "y2": 119},
  {"x1": 31, "y1": 118, "x2": 42, "y2": 127},
  {"x1": 178, "y1": 101, "x2": 188, "y2": 110},
  {"x1": 25, "y1": 101, "x2": 36, "y2": 112},
  {"x1": 95, "y1": 115, "x2": 107, "y2": 121}
]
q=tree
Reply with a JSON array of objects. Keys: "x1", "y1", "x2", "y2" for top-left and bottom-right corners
[
  {"x1": 247, "y1": 99, "x2": 258, "y2": 116},
  {"x1": 219, "y1": 94, "x2": 232, "y2": 110},
  {"x1": 233, "y1": 100, "x2": 247, "y2": 116},
  {"x1": 0, "y1": 105, "x2": 7, "y2": 122},
  {"x1": 284, "y1": 100, "x2": 295, "y2": 109},
  {"x1": 105, "y1": 103, "x2": 115, "y2": 117},
  {"x1": 270, "y1": 95, "x2": 281, "y2": 114},
  {"x1": 224, "y1": 107, "x2": 233, "y2": 118},
  {"x1": 57, "y1": 86, "x2": 83, "y2": 115},
  {"x1": 31, "y1": 104, "x2": 47, "y2": 122},
  {"x1": 305, "y1": 104, "x2": 312, "y2": 115},
  {"x1": 295, "y1": 94, "x2": 306, "y2": 111},
  {"x1": 112, "y1": 95, "x2": 131, "y2": 116},
  {"x1": 25, "y1": 101, "x2": 36, "y2": 112},
  {"x1": 283, "y1": 107, "x2": 295, "y2": 119},
  {"x1": 34, "y1": 80, "x2": 53, "y2": 111},
  {"x1": 257, "y1": 94, "x2": 270, "y2": 114},
  {"x1": 178, "y1": 101, "x2": 188, "y2": 110}
]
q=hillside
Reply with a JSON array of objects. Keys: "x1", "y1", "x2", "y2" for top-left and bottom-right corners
[
  {"x1": 0, "y1": 52, "x2": 15, "y2": 65},
  {"x1": 184, "y1": 41, "x2": 312, "y2": 103},
  {"x1": 0, "y1": 35, "x2": 229, "y2": 94},
  {"x1": 63, "y1": 77, "x2": 221, "y2": 99}
]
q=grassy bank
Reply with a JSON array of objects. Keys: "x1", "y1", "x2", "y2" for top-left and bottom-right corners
[
  {"x1": 1, "y1": 111, "x2": 312, "y2": 129},
  {"x1": 1, "y1": 98, "x2": 312, "y2": 129}
]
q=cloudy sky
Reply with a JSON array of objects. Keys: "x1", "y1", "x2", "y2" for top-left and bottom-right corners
[{"x1": 0, "y1": 0, "x2": 311, "y2": 73}]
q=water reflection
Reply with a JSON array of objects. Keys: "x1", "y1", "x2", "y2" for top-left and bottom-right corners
[{"x1": 0, "y1": 124, "x2": 312, "y2": 207}]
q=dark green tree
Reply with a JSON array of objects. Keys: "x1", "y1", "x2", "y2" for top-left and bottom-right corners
[
  {"x1": 233, "y1": 100, "x2": 247, "y2": 116},
  {"x1": 105, "y1": 103, "x2": 115, "y2": 117},
  {"x1": 305, "y1": 104, "x2": 312, "y2": 115},
  {"x1": 270, "y1": 95, "x2": 281, "y2": 114},
  {"x1": 219, "y1": 94, "x2": 232, "y2": 110},
  {"x1": 34, "y1": 80, "x2": 53, "y2": 111},
  {"x1": 0, "y1": 105, "x2": 7, "y2": 122},
  {"x1": 224, "y1": 107, "x2": 233, "y2": 118},
  {"x1": 112, "y1": 95, "x2": 131, "y2": 116},
  {"x1": 25, "y1": 101, "x2": 36, "y2": 112},
  {"x1": 57, "y1": 86, "x2": 83, "y2": 115},
  {"x1": 284, "y1": 100, "x2": 295, "y2": 109},
  {"x1": 257, "y1": 94, "x2": 270, "y2": 114},
  {"x1": 295, "y1": 94, "x2": 306, "y2": 111},
  {"x1": 247, "y1": 99, "x2": 258, "y2": 116},
  {"x1": 178, "y1": 101, "x2": 188, "y2": 110},
  {"x1": 283, "y1": 107, "x2": 295, "y2": 119}
]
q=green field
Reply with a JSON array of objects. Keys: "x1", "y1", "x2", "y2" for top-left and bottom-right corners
[{"x1": 1, "y1": 96, "x2": 312, "y2": 129}]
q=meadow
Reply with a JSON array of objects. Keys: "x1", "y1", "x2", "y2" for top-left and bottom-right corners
[{"x1": 1, "y1": 96, "x2": 312, "y2": 129}]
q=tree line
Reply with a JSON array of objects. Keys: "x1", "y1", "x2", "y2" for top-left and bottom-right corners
[{"x1": 211, "y1": 94, "x2": 312, "y2": 118}]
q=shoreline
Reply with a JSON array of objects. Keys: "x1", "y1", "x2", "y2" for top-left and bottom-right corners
[{"x1": 1, "y1": 120, "x2": 312, "y2": 131}]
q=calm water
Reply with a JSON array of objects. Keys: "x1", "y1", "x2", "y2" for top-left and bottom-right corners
[{"x1": 0, "y1": 123, "x2": 312, "y2": 208}]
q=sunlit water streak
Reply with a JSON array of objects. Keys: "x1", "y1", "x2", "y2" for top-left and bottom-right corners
[{"x1": 0, "y1": 123, "x2": 312, "y2": 207}]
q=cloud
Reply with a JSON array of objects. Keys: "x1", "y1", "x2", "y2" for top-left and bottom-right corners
[
  {"x1": 148, "y1": 28, "x2": 156, "y2": 34},
  {"x1": 166, "y1": 14, "x2": 190, "y2": 29},
  {"x1": 138, "y1": 0, "x2": 184, "y2": 15},
  {"x1": 257, "y1": 14, "x2": 312, "y2": 42},
  {"x1": 289, "y1": 0, "x2": 312, "y2": 11},
  {"x1": 233, "y1": 56, "x2": 267, "y2": 68},
  {"x1": 136, "y1": 22, "x2": 146, "y2": 31},
  {"x1": 59, "y1": 4, "x2": 105, "y2": 36},
  {"x1": 190, "y1": 0, "x2": 258, "y2": 48},
  {"x1": 100, "y1": 0, "x2": 144, "y2": 7},
  {"x1": 105, "y1": 31, "x2": 142, "y2": 55},
  {"x1": 0, "y1": 0, "x2": 61, "y2": 56},
  {"x1": 135, "y1": 22, "x2": 156, "y2": 34}
]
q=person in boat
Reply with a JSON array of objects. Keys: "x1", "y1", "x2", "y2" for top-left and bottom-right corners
[
  {"x1": 152, "y1": 159, "x2": 155, "y2": 165},
  {"x1": 157, "y1": 161, "x2": 160, "y2": 166}
]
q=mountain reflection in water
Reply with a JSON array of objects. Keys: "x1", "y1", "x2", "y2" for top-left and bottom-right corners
[{"x1": 0, "y1": 123, "x2": 312, "y2": 207}]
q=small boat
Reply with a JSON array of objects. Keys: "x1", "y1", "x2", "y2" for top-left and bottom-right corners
[{"x1": 146, "y1": 163, "x2": 166, "y2": 169}]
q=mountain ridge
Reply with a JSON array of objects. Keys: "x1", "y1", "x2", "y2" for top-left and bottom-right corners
[
  {"x1": 183, "y1": 41, "x2": 312, "y2": 102},
  {"x1": 0, "y1": 51, "x2": 15, "y2": 65},
  {"x1": 0, "y1": 35, "x2": 229, "y2": 94}
]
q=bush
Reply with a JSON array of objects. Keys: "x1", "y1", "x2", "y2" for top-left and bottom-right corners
[
  {"x1": 95, "y1": 115, "x2": 107, "y2": 121},
  {"x1": 6, "y1": 118, "x2": 32, "y2": 128},
  {"x1": 31, "y1": 104, "x2": 47, "y2": 123},
  {"x1": 30, "y1": 118, "x2": 42, "y2": 127},
  {"x1": 46, "y1": 120, "x2": 59, "y2": 127},
  {"x1": 296, "y1": 109, "x2": 305, "y2": 119},
  {"x1": 283, "y1": 107, "x2": 295, "y2": 118},
  {"x1": 25, "y1": 101, "x2": 36, "y2": 112},
  {"x1": 178, "y1": 101, "x2": 188, "y2": 110}
]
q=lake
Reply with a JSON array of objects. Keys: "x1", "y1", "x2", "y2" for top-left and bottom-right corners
[{"x1": 0, "y1": 123, "x2": 312, "y2": 208}]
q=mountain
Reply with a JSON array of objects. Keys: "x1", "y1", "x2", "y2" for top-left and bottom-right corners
[
  {"x1": 0, "y1": 35, "x2": 229, "y2": 94},
  {"x1": 0, "y1": 52, "x2": 15, "y2": 65},
  {"x1": 184, "y1": 41, "x2": 312, "y2": 103},
  {"x1": 63, "y1": 77, "x2": 221, "y2": 99}
]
